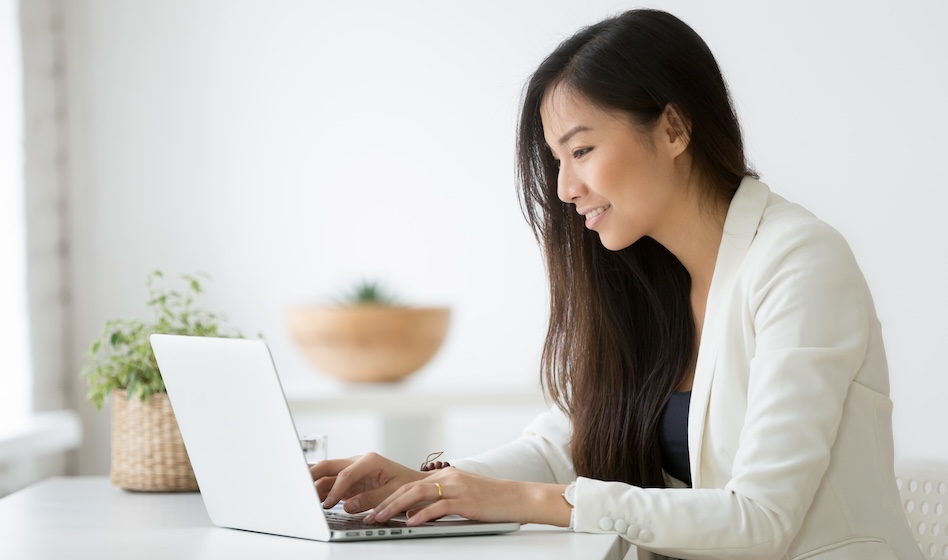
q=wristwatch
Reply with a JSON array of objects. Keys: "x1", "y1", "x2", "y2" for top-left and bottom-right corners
[{"x1": 563, "y1": 481, "x2": 577, "y2": 530}]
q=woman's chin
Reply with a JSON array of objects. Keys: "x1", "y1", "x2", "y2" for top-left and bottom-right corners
[{"x1": 596, "y1": 232, "x2": 638, "y2": 252}]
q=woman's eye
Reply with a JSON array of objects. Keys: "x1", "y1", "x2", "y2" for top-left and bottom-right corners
[{"x1": 572, "y1": 147, "x2": 592, "y2": 159}]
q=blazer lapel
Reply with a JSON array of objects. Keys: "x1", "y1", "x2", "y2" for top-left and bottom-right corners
[{"x1": 688, "y1": 177, "x2": 770, "y2": 487}]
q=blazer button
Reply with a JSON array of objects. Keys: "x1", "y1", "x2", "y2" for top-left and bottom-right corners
[
  {"x1": 613, "y1": 519, "x2": 629, "y2": 533},
  {"x1": 599, "y1": 517, "x2": 613, "y2": 531},
  {"x1": 639, "y1": 529, "x2": 654, "y2": 543},
  {"x1": 626, "y1": 525, "x2": 640, "y2": 539}
]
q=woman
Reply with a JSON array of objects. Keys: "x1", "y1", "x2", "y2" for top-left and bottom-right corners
[{"x1": 311, "y1": 9, "x2": 920, "y2": 559}]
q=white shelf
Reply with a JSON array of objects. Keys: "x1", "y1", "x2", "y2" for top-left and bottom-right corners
[
  {"x1": 282, "y1": 379, "x2": 549, "y2": 468},
  {"x1": 285, "y1": 384, "x2": 547, "y2": 415},
  {"x1": 0, "y1": 410, "x2": 82, "y2": 464}
]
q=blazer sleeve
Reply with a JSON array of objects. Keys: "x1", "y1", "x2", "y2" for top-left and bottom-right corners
[
  {"x1": 449, "y1": 406, "x2": 576, "y2": 484},
  {"x1": 572, "y1": 220, "x2": 873, "y2": 559}
]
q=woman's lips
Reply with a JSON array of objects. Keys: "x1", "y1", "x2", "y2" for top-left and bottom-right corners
[{"x1": 583, "y1": 204, "x2": 610, "y2": 229}]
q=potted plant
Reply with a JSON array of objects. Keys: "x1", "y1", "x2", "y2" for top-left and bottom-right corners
[
  {"x1": 286, "y1": 280, "x2": 450, "y2": 383},
  {"x1": 82, "y1": 270, "x2": 243, "y2": 492}
]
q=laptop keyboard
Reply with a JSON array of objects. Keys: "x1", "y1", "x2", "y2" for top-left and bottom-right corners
[{"x1": 325, "y1": 510, "x2": 408, "y2": 530}]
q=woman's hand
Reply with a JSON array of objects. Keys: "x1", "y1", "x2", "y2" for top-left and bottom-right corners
[
  {"x1": 309, "y1": 452, "x2": 428, "y2": 514},
  {"x1": 363, "y1": 468, "x2": 571, "y2": 527}
]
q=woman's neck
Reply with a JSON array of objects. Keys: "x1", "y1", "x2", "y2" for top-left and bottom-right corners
[{"x1": 652, "y1": 187, "x2": 729, "y2": 296}]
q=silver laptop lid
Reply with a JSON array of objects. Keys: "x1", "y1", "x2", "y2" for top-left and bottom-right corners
[
  {"x1": 151, "y1": 334, "x2": 519, "y2": 542},
  {"x1": 151, "y1": 334, "x2": 331, "y2": 541}
]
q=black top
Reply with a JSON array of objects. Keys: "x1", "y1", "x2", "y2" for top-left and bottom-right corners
[{"x1": 659, "y1": 391, "x2": 692, "y2": 487}]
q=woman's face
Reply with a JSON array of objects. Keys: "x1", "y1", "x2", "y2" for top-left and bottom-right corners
[{"x1": 540, "y1": 85, "x2": 687, "y2": 251}]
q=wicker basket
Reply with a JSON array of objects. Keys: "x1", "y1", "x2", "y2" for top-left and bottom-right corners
[{"x1": 110, "y1": 389, "x2": 199, "y2": 492}]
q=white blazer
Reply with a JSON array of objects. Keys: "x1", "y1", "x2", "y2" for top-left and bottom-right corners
[{"x1": 452, "y1": 178, "x2": 921, "y2": 560}]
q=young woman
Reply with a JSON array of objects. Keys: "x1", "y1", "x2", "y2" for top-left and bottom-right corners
[{"x1": 311, "y1": 9, "x2": 921, "y2": 559}]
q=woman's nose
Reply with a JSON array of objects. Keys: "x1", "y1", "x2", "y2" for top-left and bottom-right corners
[{"x1": 557, "y1": 163, "x2": 585, "y2": 203}]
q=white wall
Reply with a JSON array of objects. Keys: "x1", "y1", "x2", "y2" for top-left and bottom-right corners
[
  {"x1": 61, "y1": 0, "x2": 948, "y2": 474},
  {"x1": 0, "y1": 0, "x2": 29, "y2": 425}
]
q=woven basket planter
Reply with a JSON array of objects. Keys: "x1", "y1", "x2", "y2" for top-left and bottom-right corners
[{"x1": 110, "y1": 389, "x2": 198, "y2": 492}]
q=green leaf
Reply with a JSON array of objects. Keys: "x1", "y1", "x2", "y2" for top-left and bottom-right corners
[
  {"x1": 337, "y1": 279, "x2": 400, "y2": 306},
  {"x1": 80, "y1": 269, "x2": 249, "y2": 410}
]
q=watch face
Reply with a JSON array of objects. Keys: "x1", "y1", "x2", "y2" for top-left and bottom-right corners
[{"x1": 564, "y1": 481, "x2": 577, "y2": 507}]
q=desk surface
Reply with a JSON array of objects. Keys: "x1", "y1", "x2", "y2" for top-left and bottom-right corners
[{"x1": 0, "y1": 477, "x2": 632, "y2": 560}]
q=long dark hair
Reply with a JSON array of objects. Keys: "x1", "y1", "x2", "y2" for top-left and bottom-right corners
[{"x1": 517, "y1": 9, "x2": 755, "y2": 487}]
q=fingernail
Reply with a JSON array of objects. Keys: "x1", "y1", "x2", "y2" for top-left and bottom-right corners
[
  {"x1": 346, "y1": 498, "x2": 360, "y2": 511},
  {"x1": 376, "y1": 508, "x2": 390, "y2": 521},
  {"x1": 364, "y1": 510, "x2": 376, "y2": 523}
]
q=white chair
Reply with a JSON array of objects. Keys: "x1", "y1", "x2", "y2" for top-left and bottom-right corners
[{"x1": 897, "y1": 463, "x2": 948, "y2": 559}]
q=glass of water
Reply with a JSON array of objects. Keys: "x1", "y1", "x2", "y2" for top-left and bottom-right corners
[{"x1": 300, "y1": 434, "x2": 329, "y2": 465}]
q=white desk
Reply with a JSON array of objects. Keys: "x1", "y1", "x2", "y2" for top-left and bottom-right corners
[{"x1": 0, "y1": 477, "x2": 633, "y2": 560}]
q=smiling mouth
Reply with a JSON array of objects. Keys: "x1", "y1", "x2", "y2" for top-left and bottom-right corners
[{"x1": 584, "y1": 205, "x2": 611, "y2": 220}]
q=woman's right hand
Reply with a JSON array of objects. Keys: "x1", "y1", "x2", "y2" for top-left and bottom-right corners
[{"x1": 309, "y1": 452, "x2": 429, "y2": 514}]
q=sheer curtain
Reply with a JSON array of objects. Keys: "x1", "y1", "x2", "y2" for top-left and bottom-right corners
[{"x1": 0, "y1": 0, "x2": 31, "y2": 427}]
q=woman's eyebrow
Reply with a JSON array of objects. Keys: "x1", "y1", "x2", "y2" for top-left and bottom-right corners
[{"x1": 558, "y1": 125, "x2": 592, "y2": 146}]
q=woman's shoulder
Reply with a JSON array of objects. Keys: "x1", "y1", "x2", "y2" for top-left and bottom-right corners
[
  {"x1": 723, "y1": 178, "x2": 872, "y2": 307},
  {"x1": 727, "y1": 177, "x2": 848, "y2": 251},
  {"x1": 736, "y1": 181, "x2": 866, "y2": 294},
  {"x1": 752, "y1": 187, "x2": 854, "y2": 262}
]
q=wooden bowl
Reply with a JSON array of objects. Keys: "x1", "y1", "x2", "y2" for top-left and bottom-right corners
[{"x1": 286, "y1": 305, "x2": 450, "y2": 383}]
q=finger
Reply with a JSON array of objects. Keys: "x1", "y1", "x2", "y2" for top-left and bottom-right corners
[
  {"x1": 368, "y1": 482, "x2": 441, "y2": 523},
  {"x1": 405, "y1": 506, "x2": 447, "y2": 522},
  {"x1": 343, "y1": 485, "x2": 395, "y2": 514},
  {"x1": 322, "y1": 453, "x2": 383, "y2": 508},
  {"x1": 407, "y1": 500, "x2": 454, "y2": 526},
  {"x1": 309, "y1": 458, "x2": 355, "y2": 480},
  {"x1": 314, "y1": 476, "x2": 336, "y2": 501},
  {"x1": 364, "y1": 483, "x2": 416, "y2": 523}
]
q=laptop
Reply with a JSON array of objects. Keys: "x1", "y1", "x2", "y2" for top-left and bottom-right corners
[{"x1": 149, "y1": 334, "x2": 520, "y2": 542}]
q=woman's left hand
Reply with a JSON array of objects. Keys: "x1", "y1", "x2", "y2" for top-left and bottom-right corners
[{"x1": 363, "y1": 469, "x2": 570, "y2": 527}]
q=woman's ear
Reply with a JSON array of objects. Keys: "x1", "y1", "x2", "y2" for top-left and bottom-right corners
[{"x1": 660, "y1": 103, "x2": 691, "y2": 156}]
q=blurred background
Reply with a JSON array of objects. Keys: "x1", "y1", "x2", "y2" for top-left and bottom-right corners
[{"x1": 2, "y1": 0, "x2": 946, "y2": 494}]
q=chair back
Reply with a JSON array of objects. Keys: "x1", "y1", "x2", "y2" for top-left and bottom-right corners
[{"x1": 898, "y1": 463, "x2": 948, "y2": 558}]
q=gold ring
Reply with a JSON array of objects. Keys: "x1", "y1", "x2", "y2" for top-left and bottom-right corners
[{"x1": 435, "y1": 482, "x2": 443, "y2": 500}]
